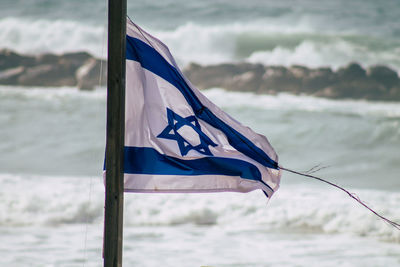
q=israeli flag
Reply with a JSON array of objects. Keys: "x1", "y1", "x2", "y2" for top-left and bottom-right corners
[{"x1": 124, "y1": 20, "x2": 281, "y2": 197}]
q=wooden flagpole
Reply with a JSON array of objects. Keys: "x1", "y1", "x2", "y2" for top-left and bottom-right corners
[{"x1": 104, "y1": 0, "x2": 126, "y2": 266}]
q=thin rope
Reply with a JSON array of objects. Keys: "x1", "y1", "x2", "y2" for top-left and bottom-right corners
[
  {"x1": 82, "y1": 5, "x2": 108, "y2": 267},
  {"x1": 127, "y1": 15, "x2": 157, "y2": 51},
  {"x1": 82, "y1": 179, "x2": 94, "y2": 267},
  {"x1": 303, "y1": 164, "x2": 330, "y2": 175},
  {"x1": 98, "y1": 35, "x2": 106, "y2": 88},
  {"x1": 280, "y1": 166, "x2": 400, "y2": 231}
]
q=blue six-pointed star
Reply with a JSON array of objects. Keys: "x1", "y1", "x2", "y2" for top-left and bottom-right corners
[{"x1": 157, "y1": 108, "x2": 218, "y2": 156}]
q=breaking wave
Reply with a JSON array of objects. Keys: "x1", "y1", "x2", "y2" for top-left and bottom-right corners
[
  {"x1": 1, "y1": 86, "x2": 399, "y2": 242},
  {"x1": 0, "y1": 17, "x2": 106, "y2": 58},
  {"x1": 1, "y1": 17, "x2": 399, "y2": 71},
  {"x1": 203, "y1": 89, "x2": 400, "y2": 117},
  {"x1": 1, "y1": 173, "x2": 399, "y2": 243},
  {"x1": 154, "y1": 22, "x2": 400, "y2": 70}
]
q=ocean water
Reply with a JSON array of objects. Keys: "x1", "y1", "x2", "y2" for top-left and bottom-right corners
[
  {"x1": 1, "y1": 1, "x2": 400, "y2": 266},
  {"x1": 1, "y1": 0, "x2": 400, "y2": 70}
]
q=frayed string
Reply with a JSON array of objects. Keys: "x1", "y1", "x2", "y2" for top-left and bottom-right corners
[
  {"x1": 303, "y1": 164, "x2": 330, "y2": 175},
  {"x1": 280, "y1": 166, "x2": 400, "y2": 231}
]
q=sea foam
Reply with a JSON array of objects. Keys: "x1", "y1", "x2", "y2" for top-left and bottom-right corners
[
  {"x1": 203, "y1": 88, "x2": 400, "y2": 118},
  {"x1": 1, "y1": 17, "x2": 399, "y2": 71},
  {"x1": 1, "y1": 173, "x2": 399, "y2": 243},
  {"x1": 0, "y1": 17, "x2": 106, "y2": 58}
]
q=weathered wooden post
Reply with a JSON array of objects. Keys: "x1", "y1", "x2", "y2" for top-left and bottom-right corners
[{"x1": 104, "y1": 0, "x2": 126, "y2": 266}]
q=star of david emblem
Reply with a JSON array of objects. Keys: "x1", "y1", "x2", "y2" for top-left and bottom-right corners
[{"x1": 157, "y1": 108, "x2": 218, "y2": 156}]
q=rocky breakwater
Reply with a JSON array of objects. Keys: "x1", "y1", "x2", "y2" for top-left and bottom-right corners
[
  {"x1": 1, "y1": 49, "x2": 400, "y2": 101},
  {"x1": 0, "y1": 49, "x2": 106, "y2": 90},
  {"x1": 184, "y1": 62, "x2": 400, "y2": 101}
]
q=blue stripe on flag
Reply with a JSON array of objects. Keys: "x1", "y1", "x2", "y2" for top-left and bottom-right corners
[
  {"x1": 126, "y1": 36, "x2": 279, "y2": 170},
  {"x1": 124, "y1": 146, "x2": 271, "y2": 194}
]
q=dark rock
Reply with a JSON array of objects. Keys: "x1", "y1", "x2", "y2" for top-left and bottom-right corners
[
  {"x1": 259, "y1": 66, "x2": 301, "y2": 93},
  {"x1": 76, "y1": 58, "x2": 106, "y2": 90},
  {"x1": 35, "y1": 52, "x2": 92, "y2": 66},
  {"x1": 1, "y1": 49, "x2": 400, "y2": 101},
  {"x1": 387, "y1": 86, "x2": 400, "y2": 101},
  {"x1": 336, "y1": 62, "x2": 366, "y2": 81},
  {"x1": 290, "y1": 65, "x2": 310, "y2": 79},
  {"x1": 315, "y1": 79, "x2": 386, "y2": 100},
  {"x1": 367, "y1": 65, "x2": 399, "y2": 89},
  {"x1": 184, "y1": 63, "x2": 242, "y2": 89},
  {"x1": 0, "y1": 49, "x2": 35, "y2": 70},
  {"x1": 235, "y1": 62, "x2": 265, "y2": 74},
  {"x1": 18, "y1": 64, "x2": 77, "y2": 86},
  {"x1": 0, "y1": 50, "x2": 100, "y2": 88},
  {"x1": 223, "y1": 63, "x2": 264, "y2": 92},
  {"x1": 60, "y1": 52, "x2": 92, "y2": 63},
  {"x1": 182, "y1": 61, "x2": 400, "y2": 101},
  {"x1": 0, "y1": 67, "x2": 25, "y2": 84},
  {"x1": 226, "y1": 71, "x2": 261, "y2": 92},
  {"x1": 35, "y1": 53, "x2": 60, "y2": 65},
  {"x1": 303, "y1": 67, "x2": 336, "y2": 93}
]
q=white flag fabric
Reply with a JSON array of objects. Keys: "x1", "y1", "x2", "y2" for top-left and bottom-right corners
[{"x1": 122, "y1": 19, "x2": 281, "y2": 197}]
